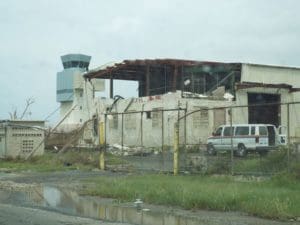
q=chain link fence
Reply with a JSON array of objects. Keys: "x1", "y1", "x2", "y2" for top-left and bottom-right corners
[{"x1": 102, "y1": 102, "x2": 300, "y2": 176}]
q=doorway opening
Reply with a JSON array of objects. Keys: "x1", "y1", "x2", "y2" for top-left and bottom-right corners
[{"x1": 248, "y1": 93, "x2": 280, "y2": 127}]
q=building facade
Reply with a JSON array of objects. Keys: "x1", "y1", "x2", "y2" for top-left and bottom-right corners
[{"x1": 56, "y1": 58, "x2": 300, "y2": 148}]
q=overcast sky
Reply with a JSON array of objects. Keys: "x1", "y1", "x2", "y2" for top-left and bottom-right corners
[{"x1": 0, "y1": 0, "x2": 299, "y2": 123}]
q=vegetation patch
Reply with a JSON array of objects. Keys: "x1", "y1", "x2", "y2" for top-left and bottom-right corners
[
  {"x1": 81, "y1": 174, "x2": 300, "y2": 220},
  {"x1": 0, "y1": 149, "x2": 100, "y2": 172},
  {"x1": 234, "y1": 146, "x2": 299, "y2": 176}
]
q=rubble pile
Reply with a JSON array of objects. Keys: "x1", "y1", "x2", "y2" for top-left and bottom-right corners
[{"x1": 107, "y1": 144, "x2": 153, "y2": 156}]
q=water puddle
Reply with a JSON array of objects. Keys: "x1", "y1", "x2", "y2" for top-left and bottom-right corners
[{"x1": 0, "y1": 185, "x2": 203, "y2": 225}]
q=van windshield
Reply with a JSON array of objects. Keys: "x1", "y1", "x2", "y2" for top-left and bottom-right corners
[{"x1": 214, "y1": 127, "x2": 222, "y2": 136}]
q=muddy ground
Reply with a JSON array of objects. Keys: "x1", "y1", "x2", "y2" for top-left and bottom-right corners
[
  {"x1": 0, "y1": 170, "x2": 299, "y2": 225},
  {"x1": 0, "y1": 203, "x2": 132, "y2": 225}
]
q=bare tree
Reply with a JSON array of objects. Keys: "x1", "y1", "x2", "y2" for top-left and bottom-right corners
[
  {"x1": 20, "y1": 97, "x2": 35, "y2": 119},
  {"x1": 9, "y1": 108, "x2": 18, "y2": 120},
  {"x1": 8, "y1": 97, "x2": 35, "y2": 120}
]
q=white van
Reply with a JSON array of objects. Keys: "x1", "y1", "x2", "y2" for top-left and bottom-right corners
[{"x1": 207, "y1": 124, "x2": 286, "y2": 157}]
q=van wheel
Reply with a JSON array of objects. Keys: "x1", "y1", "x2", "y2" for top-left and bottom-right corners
[
  {"x1": 207, "y1": 144, "x2": 216, "y2": 156},
  {"x1": 237, "y1": 144, "x2": 247, "y2": 157}
]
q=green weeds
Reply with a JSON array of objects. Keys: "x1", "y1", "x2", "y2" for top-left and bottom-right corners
[
  {"x1": 0, "y1": 149, "x2": 100, "y2": 172},
  {"x1": 82, "y1": 174, "x2": 300, "y2": 220}
]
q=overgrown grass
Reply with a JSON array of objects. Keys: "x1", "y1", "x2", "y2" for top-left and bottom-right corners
[
  {"x1": 0, "y1": 149, "x2": 129, "y2": 172},
  {"x1": 82, "y1": 174, "x2": 300, "y2": 220},
  {"x1": 234, "y1": 147, "x2": 300, "y2": 175},
  {"x1": 0, "y1": 149, "x2": 101, "y2": 172}
]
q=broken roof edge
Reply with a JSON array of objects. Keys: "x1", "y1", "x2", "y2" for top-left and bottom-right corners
[
  {"x1": 236, "y1": 82, "x2": 294, "y2": 92},
  {"x1": 87, "y1": 61, "x2": 122, "y2": 73},
  {"x1": 242, "y1": 62, "x2": 300, "y2": 71},
  {"x1": 84, "y1": 58, "x2": 241, "y2": 80}
]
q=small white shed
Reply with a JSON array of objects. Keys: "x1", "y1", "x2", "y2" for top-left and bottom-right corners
[{"x1": 0, "y1": 120, "x2": 45, "y2": 159}]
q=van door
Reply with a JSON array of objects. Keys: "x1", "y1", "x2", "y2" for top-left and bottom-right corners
[
  {"x1": 278, "y1": 126, "x2": 287, "y2": 145},
  {"x1": 211, "y1": 126, "x2": 223, "y2": 150},
  {"x1": 222, "y1": 126, "x2": 234, "y2": 150},
  {"x1": 258, "y1": 126, "x2": 268, "y2": 147},
  {"x1": 267, "y1": 126, "x2": 276, "y2": 146}
]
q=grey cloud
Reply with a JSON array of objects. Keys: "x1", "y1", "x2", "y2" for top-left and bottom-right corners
[{"x1": 1, "y1": 0, "x2": 300, "y2": 122}]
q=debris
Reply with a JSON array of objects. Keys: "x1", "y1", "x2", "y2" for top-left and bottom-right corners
[
  {"x1": 107, "y1": 145, "x2": 152, "y2": 156},
  {"x1": 134, "y1": 198, "x2": 143, "y2": 211}
]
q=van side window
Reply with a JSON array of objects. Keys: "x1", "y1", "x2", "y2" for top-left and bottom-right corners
[
  {"x1": 235, "y1": 126, "x2": 249, "y2": 135},
  {"x1": 214, "y1": 127, "x2": 222, "y2": 136},
  {"x1": 223, "y1": 127, "x2": 233, "y2": 136},
  {"x1": 259, "y1": 126, "x2": 267, "y2": 135},
  {"x1": 251, "y1": 126, "x2": 255, "y2": 135}
]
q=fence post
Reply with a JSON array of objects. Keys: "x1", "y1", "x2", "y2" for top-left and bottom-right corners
[
  {"x1": 287, "y1": 103, "x2": 290, "y2": 172},
  {"x1": 141, "y1": 108, "x2": 143, "y2": 147},
  {"x1": 99, "y1": 121, "x2": 105, "y2": 170},
  {"x1": 161, "y1": 110, "x2": 165, "y2": 171},
  {"x1": 230, "y1": 107, "x2": 234, "y2": 175},
  {"x1": 121, "y1": 113, "x2": 124, "y2": 167},
  {"x1": 184, "y1": 104, "x2": 187, "y2": 170},
  {"x1": 162, "y1": 110, "x2": 164, "y2": 149},
  {"x1": 174, "y1": 122, "x2": 179, "y2": 175}
]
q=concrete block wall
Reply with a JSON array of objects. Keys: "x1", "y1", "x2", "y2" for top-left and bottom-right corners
[
  {"x1": 96, "y1": 92, "x2": 232, "y2": 148},
  {"x1": 6, "y1": 127, "x2": 44, "y2": 158}
]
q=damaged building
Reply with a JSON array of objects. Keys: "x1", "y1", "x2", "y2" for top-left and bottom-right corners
[
  {"x1": 0, "y1": 120, "x2": 45, "y2": 158},
  {"x1": 56, "y1": 57, "x2": 300, "y2": 148}
]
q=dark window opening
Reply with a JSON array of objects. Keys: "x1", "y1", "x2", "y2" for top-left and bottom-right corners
[
  {"x1": 182, "y1": 65, "x2": 241, "y2": 96},
  {"x1": 146, "y1": 111, "x2": 151, "y2": 119},
  {"x1": 248, "y1": 93, "x2": 280, "y2": 127},
  {"x1": 93, "y1": 117, "x2": 98, "y2": 136},
  {"x1": 63, "y1": 61, "x2": 89, "y2": 70},
  {"x1": 267, "y1": 126, "x2": 276, "y2": 146}
]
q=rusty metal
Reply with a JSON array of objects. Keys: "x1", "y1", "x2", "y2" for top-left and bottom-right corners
[
  {"x1": 85, "y1": 59, "x2": 240, "y2": 80},
  {"x1": 236, "y1": 82, "x2": 293, "y2": 91}
]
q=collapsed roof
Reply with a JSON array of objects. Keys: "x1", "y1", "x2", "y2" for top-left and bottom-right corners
[{"x1": 84, "y1": 59, "x2": 242, "y2": 97}]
